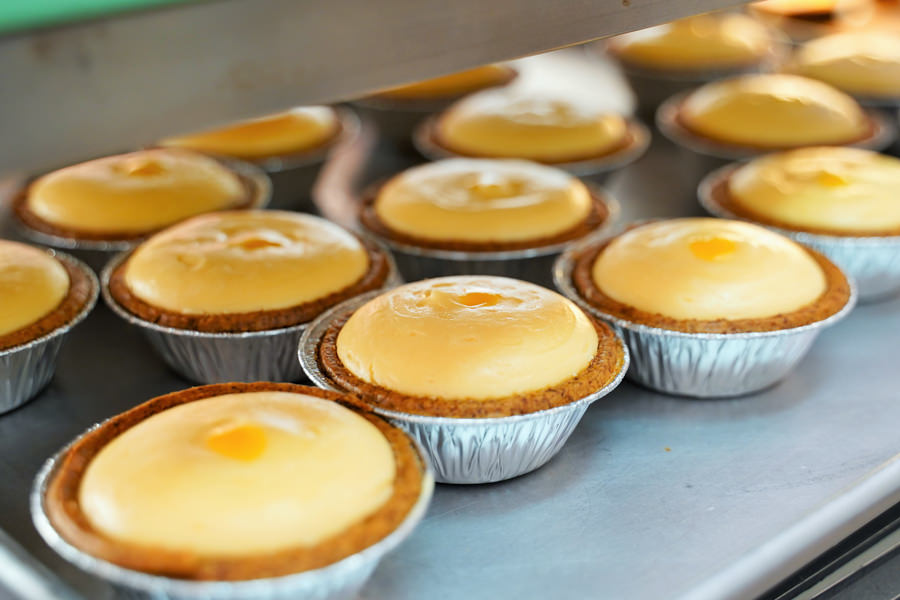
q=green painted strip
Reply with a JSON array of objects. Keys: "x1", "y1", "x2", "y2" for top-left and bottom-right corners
[{"x1": 0, "y1": 0, "x2": 199, "y2": 35}]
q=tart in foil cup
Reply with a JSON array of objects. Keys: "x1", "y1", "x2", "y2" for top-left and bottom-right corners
[
  {"x1": 0, "y1": 251, "x2": 98, "y2": 414},
  {"x1": 100, "y1": 243, "x2": 401, "y2": 384},
  {"x1": 298, "y1": 291, "x2": 630, "y2": 484},
  {"x1": 31, "y1": 402, "x2": 434, "y2": 600},
  {"x1": 12, "y1": 156, "x2": 271, "y2": 272},
  {"x1": 699, "y1": 163, "x2": 900, "y2": 302},
  {"x1": 412, "y1": 115, "x2": 651, "y2": 185},
  {"x1": 358, "y1": 187, "x2": 619, "y2": 290},
  {"x1": 656, "y1": 91, "x2": 896, "y2": 188},
  {"x1": 553, "y1": 240, "x2": 858, "y2": 397}
]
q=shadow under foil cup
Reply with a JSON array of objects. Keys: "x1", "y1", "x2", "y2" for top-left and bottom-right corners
[
  {"x1": 298, "y1": 291, "x2": 630, "y2": 484},
  {"x1": 31, "y1": 400, "x2": 434, "y2": 600},
  {"x1": 412, "y1": 116, "x2": 651, "y2": 186},
  {"x1": 699, "y1": 164, "x2": 900, "y2": 302},
  {"x1": 656, "y1": 92, "x2": 897, "y2": 189},
  {"x1": 553, "y1": 240, "x2": 858, "y2": 398},
  {"x1": 100, "y1": 245, "x2": 401, "y2": 384},
  {"x1": 11, "y1": 156, "x2": 271, "y2": 272},
  {"x1": 0, "y1": 252, "x2": 98, "y2": 414}
]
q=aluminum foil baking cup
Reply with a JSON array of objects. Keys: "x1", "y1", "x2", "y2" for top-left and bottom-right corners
[
  {"x1": 100, "y1": 245, "x2": 401, "y2": 384},
  {"x1": 298, "y1": 291, "x2": 630, "y2": 484},
  {"x1": 31, "y1": 424, "x2": 434, "y2": 600},
  {"x1": 699, "y1": 164, "x2": 900, "y2": 302},
  {"x1": 656, "y1": 91, "x2": 897, "y2": 172},
  {"x1": 13, "y1": 156, "x2": 271, "y2": 272},
  {"x1": 412, "y1": 116, "x2": 651, "y2": 184},
  {"x1": 553, "y1": 243, "x2": 857, "y2": 398},
  {"x1": 0, "y1": 252, "x2": 98, "y2": 414},
  {"x1": 252, "y1": 108, "x2": 360, "y2": 212},
  {"x1": 360, "y1": 192, "x2": 619, "y2": 290},
  {"x1": 351, "y1": 97, "x2": 452, "y2": 152}
]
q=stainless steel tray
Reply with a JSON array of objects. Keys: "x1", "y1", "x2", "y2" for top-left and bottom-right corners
[{"x1": 1, "y1": 52, "x2": 899, "y2": 600}]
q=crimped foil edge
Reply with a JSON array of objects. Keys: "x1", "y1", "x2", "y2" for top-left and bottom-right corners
[
  {"x1": 0, "y1": 251, "x2": 99, "y2": 413},
  {"x1": 30, "y1": 423, "x2": 434, "y2": 600},
  {"x1": 552, "y1": 240, "x2": 858, "y2": 397},
  {"x1": 298, "y1": 290, "x2": 630, "y2": 483}
]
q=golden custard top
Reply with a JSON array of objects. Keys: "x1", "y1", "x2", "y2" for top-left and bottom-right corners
[
  {"x1": 730, "y1": 146, "x2": 900, "y2": 232},
  {"x1": 790, "y1": 31, "x2": 900, "y2": 97},
  {"x1": 436, "y1": 90, "x2": 629, "y2": 162},
  {"x1": 123, "y1": 210, "x2": 369, "y2": 315},
  {"x1": 592, "y1": 218, "x2": 826, "y2": 320},
  {"x1": 681, "y1": 74, "x2": 870, "y2": 147},
  {"x1": 0, "y1": 241, "x2": 69, "y2": 337},
  {"x1": 336, "y1": 276, "x2": 599, "y2": 400},
  {"x1": 751, "y1": 0, "x2": 860, "y2": 16},
  {"x1": 374, "y1": 159, "x2": 593, "y2": 242},
  {"x1": 376, "y1": 64, "x2": 512, "y2": 100},
  {"x1": 608, "y1": 13, "x2": 773, "y2": 70},
  {"x1": 78, "y1": 391, "x2": 395, "y2": 555},
  {"x1": 160, "y1": 107, "x2": 339, "y2": 160},
  {"x1": 26, "y1": 150, "x2": 246, "y2": 235}
]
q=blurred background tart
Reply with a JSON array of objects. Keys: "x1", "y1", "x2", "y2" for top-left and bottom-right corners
[
  {"x1": 417, "y1": 89, "x2": 649, "y2": 180},
  {"x1": 43, "y1": 382, "x2": 428, "y2": 580},
  {"x1": 786, "y1": 31, "x2": 900, "y2": 104},
  {"x1": 13, "y1": 149, "x2": 266, "y2": 252},
  {"x1": 160, "y1": 106, "x2": 352, "y2": 212},
  {"x1": 605, "y1": 12, "x2": 783, "y2": 116}
]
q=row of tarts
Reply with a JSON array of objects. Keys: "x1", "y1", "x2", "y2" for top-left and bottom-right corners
[{"x1": 5, "y1": 41, "x2": 900, "y2": 600}]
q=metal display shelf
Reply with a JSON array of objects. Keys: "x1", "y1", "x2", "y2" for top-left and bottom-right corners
[
  {"x1": 0, "y1": 0, "x2": 746, "y2": 175},
  {"x1": 1, "y1": 50, "x2": 899, "y2": 600}
]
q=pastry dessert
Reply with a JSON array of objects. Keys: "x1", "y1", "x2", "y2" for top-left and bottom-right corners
[
  {"x1": 160, "y1": 106, "x2": 351, "y2": 212},
  {"x1": 0, "y1": 241, "x2": 97, "y2": 413},
  {"x1": 36, "y1": 382, "x2": 431, "y2": 595},
  {"x1": 700, "y1": 146, "x2": 900, "y2": 299},
  {"x1": 416, "y1": 89, "x2": 649, "y2": 179},
  {"x1": 103, "y1": 210, "x2": 394, "y2": 383},
  {"x1": 605, "y1": 13, "x2": 782, "y2": 116},
  {"x1": 749, "y1": 0, "x2": 875, "y2": 41},
  {"x1": 160, "y1": 107, "x2": 341, "y2": 162},
  {"x1": 555, "y1": 218, "x2": 854, "y2": 396},
  {"x1": 13, "y1": 149, "x2": 267, "y2": 265},
  {"x1": 787, "y1": 31, "x2": 900, "y2": 102},
  {"x1": 358, "y1": 158, "x2": 615, "y2": 287},
  {"x1": 301, "y1": 275, "x2": 628, "y2": 483},
  {"x1": 353, "y1": 64, "x2": 516, "y2": 150},
  {"x1": 372, "y1": 64, "x2": 517, "y2": 102}
]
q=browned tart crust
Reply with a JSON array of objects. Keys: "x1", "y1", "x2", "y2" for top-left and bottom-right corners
[
  {"x1": 107, "y1": 237, "x2": 390, "y2": 333},
  {"x1": 44, "y1": 382, "x2": 425, "y2": 581},
  {"x1": 318, "y1": 315, "x2": 626, "y2": 418},
  {"x1": 708, "y1": 166, "x2": 900, "y2": 237},
  {"x1": 429, "y1": 117, "x2": 642, "y2": 165},
  {"x1": 12, "y1": 164, "x2": 261, "y2": 243},
  {"x1": 671, "y1": 99, "x2": 878, "y2": 153},
  {"x1": 571, "y1": 235, "x2": 852, "y2": 334},
  {"x1": 0, "y1": 255, "x2": 94, "y2": 352},
  {"x1": 359, "y1": 180, "x2": 611, "y2": 252}
]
